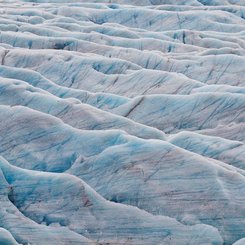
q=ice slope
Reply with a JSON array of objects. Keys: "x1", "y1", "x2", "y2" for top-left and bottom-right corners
[
  {"x1": 0, "y1": 228, "x2": 19, "y2": 245},
  {"x1": 112, "y1": 93, "x2": 245, "y2": 135},
  {"x1": 233, "y1": 238, "x2": 245, "y2": 245},
  {"x1": 0, "y1": 76, "x2": 165, "y2": 140},
  {"x1": 0, "y1": 105, "x2": 243, "y2": 244},
  {"x1": 0, "y1": 156, "x2": 223, "y2": 245},
  {"x1": 0, "y1": 0, "x2": 244, "y2": 244},
  {"x1": 168, "y1": 131, "x2": 245, "y2": 170}
]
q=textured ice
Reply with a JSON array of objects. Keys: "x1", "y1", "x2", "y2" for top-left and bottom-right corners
[
  {"x1": 0, "y1": 228, "x2": 19, "y2": 245},
  {"x1": 0, "y1": 0, "x2": 244, "y2": 244},
  {"x1": 0, "y1": 156, "x2": 224, "y2": 245},
  {"x1": 168, "y1": 131, "x2": 245, "y2": 170}
]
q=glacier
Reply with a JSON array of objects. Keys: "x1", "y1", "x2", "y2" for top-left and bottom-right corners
[{"x1": 0, "y1": 0, "x2": 244, "y2": 244}]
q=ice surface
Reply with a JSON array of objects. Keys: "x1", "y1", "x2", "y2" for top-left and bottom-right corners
[
  {"x1": 233, "y1": 238, "x2": 245, "y2": 245},
  {"x1": 0, "y1": 156, "x2": 223, "y2": 244},
  {"x1": 0, "y1": 228, "x2": 19, "y2": 245},
  {"x1": 0, "y1": 0, "x2": 244, "y2": 244}
]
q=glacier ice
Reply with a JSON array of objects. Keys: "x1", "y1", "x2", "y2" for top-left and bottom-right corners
[
  {"x1": 0, "y1": 0, "x2": 244, "y2": 244},
  {"x1": 0, "y1": 156, "x2": 223, "y2": 244},
  {"x1": 0, "y1": 228, "x2": 19, "y2": 245}
]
